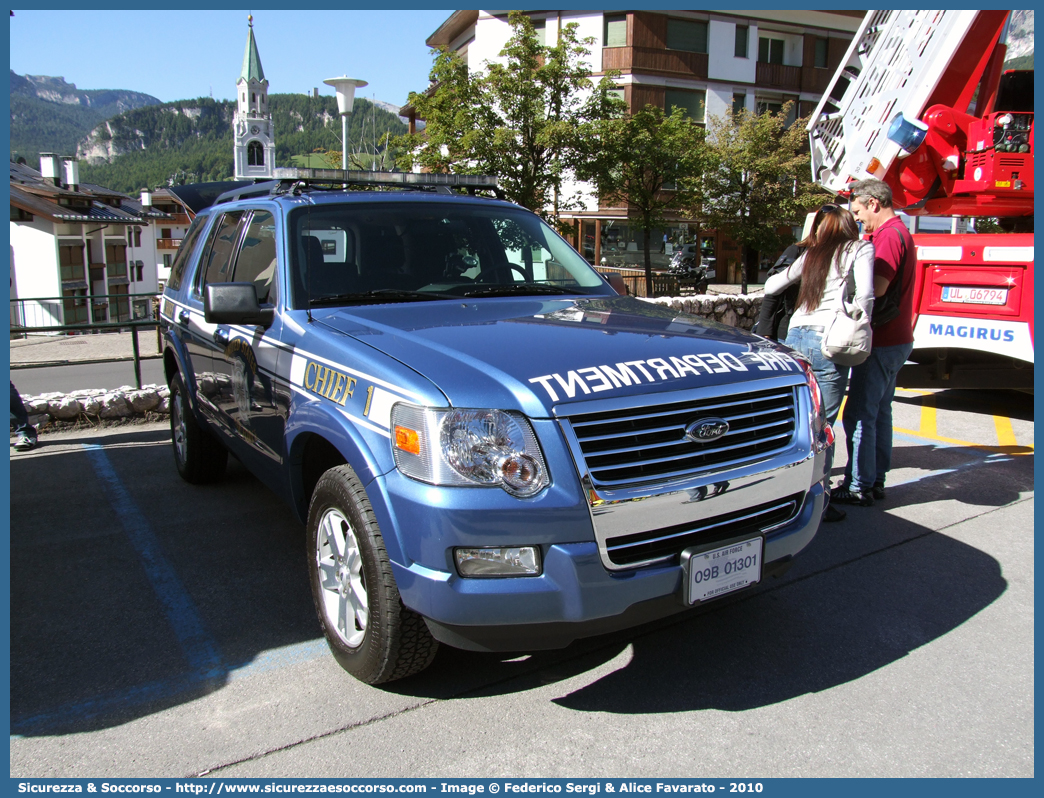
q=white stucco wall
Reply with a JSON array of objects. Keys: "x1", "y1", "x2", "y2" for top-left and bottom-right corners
[
  {"x1": 9, "y1": 220, "x2": 61, "y2": 299},
  {"x1": 705, "y1": 86, "x2": 734, "y2": 123},
  {"x1": 9, "y1": 219, "x2": 63, "y2": 327},
  {"x1": 708, "y1": 19, "x2": 757, "y2": 83},
  {"x1": 469, "y1": 14, "x2": 514, "y2": 70}
]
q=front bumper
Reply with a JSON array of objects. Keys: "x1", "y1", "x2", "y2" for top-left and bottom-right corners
[
  {"x1": 377, "y1": 452, "x2": 827, "y2": 652},
  {"x1": 370, "y1": 375, "x2": 830, "y2": 653}
]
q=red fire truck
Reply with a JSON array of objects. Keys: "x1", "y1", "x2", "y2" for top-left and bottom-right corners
[{"x1": 807, "y1": 10, "x2": 1033, "y2": 389}]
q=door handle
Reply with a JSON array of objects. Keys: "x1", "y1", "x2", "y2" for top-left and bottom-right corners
[
  {"x1": 214, "y1": 328, "x2": 229, "y2": 345},
  {"x1": 178, "y1": 310, "x2": 190, "y2": 326}
]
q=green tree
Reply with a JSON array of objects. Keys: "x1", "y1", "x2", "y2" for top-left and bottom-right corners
[
  {"x1": 578, "y1": 105, "x2": 711, "y2": 296},
  {"x1": 394, "y1": 11, "x2": 622, "y2": 229},
  {"x1": 703, "y1": 103, "x2": 829, "y2": 287}
]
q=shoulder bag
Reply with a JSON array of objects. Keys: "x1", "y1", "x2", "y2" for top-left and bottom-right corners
[{"x1": 820, "y1": 243, "x2": 872, "y2": 366}]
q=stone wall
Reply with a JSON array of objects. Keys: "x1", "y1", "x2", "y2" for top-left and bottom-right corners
[
  {"x1": 643, "y1": 293, "x2": 763, "y2": 331},
  {"x1": 21, "y1": 385, "x2": 170, "y2": 431}
]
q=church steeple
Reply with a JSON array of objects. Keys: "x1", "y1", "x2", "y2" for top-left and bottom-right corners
[
  {"x1": 234, "y1": 14, "x2": 275, "y2": 179},
  {"x1": 240, "y1": 17, "x2": 266, "y2": 84}
]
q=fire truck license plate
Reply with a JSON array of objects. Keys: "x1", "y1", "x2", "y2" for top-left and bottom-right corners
[
  {"x1": 683, "y1": 537, "x2": 763, "y2": 604},
  {"x1": 942, "y1": 286, "x2": 1007, "y2": 305}
]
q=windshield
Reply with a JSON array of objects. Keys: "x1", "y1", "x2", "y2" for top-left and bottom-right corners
[{"x1": 288, "y1": 201, "x2": 612, "y2": 307}]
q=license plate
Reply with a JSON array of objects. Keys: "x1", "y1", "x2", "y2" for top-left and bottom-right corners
[
  {"x1": 682, "y1": 536, "x2": 763, "y2": 604},
  {"x1": 941, "y1": 286, "x2": 1008, "y2": 305}
]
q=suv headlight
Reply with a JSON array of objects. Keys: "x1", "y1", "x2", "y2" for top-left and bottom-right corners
[{"x1": 391, "y1": 404, "x2": 550, "y2": 497}]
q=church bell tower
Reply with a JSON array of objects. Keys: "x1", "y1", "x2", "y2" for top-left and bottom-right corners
[{"x1": 234, "y1": 15, "x2": 275, "y2": 180}]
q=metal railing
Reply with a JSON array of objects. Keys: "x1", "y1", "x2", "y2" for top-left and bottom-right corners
[{"x1": 10, "y1": 292, "x2": 163, "y2": 390}]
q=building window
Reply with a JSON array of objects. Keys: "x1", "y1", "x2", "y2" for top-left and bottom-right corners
[
  {"x1": 133, "y1": 228, "x2": 142, "y2": 247},
  {"x1": 161, "y1": 228, "x2": 172, "y2": 239},
  {"x1": 666, "y1": 88, "x2": 706, "y2": 123},
  {"x1": 533, "y1": 18, "x2": 546, "y2": 46},
  {"x1": 735, "y1": 25, "x2": 749, "y2": 58},
  {"x1": 248, "y1": 141, "x2": 265, "y2": 166},
  {"x1": 59, "y1": 244, "x2": 85, "y2": 282},
  {"x1": 814, "y1": 37, "x2": 829, "y2": 68},
  {"x1": 666, "y1": 19, "x2": 708, "y2": 54},
  {"x1": 105, "y1": 243, "x2": 128, "y2": 280},
  {"x1": 756, "y1": 100, "x2": 784, "y2": 116},
  {"x1": 759, "y1": 37, "x2": 785, "y2": 65},
  {"x1": 251, "y1": 92, "x2": 256, "y2": 105},
  {"x1": 733, "y1": 93, "x2": 747, "y2": 116},
  {"x1": 62, "y1": 288, "x2": 89, "y2": 325},
  {"x1": 604, "y1": 14, "x2": 626, "y2": 47}
]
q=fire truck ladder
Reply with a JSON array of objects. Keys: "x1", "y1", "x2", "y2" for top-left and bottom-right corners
[{"x1": 807, "y1": 10, "x2": 981, "y2": 193}]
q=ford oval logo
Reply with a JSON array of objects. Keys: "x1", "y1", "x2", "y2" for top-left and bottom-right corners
[{"x1": 686, "y1": 417, "x2": 730, "y2": 443}]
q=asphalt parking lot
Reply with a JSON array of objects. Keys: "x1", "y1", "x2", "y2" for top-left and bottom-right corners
[{"x1": 8, "y1": 388, "x2": 1034, "y2": 778}]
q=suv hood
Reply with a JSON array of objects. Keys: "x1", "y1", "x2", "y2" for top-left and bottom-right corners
[{"x1": 314, "y1": 296, "x2": 800, "y2": 417}]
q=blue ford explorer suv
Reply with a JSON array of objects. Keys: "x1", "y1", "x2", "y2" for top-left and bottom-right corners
[{"x1": 160, "y1": 171, "x2": 832, "y2": 684}]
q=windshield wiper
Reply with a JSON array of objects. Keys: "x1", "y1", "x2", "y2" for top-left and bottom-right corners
[
  {"x1": 461, "y1": 283, "x2": 579, "y2": 298},
  {"x1": 310, "y1": 289, "x2": 461, "y2": 306}
]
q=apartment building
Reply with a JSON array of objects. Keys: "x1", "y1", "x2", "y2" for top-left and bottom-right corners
[
  {"x1": 9, "y1": 155, "x2": 171, "y2": 329},
  {"x1": 413, "y1": 9, "x2": 862, "y2": 281}
]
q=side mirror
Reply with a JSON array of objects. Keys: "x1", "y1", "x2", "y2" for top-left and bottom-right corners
[
  {"x1": 605, "y1": 272, "x2": 629, "y2": 296},
  {"x1": 204, "y1": 282, "x2": 275, "y2": 327}
]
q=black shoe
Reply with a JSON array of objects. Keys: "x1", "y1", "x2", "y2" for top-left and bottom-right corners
[
  {"x1": 823, "y1": 503, "x2": 847, "y2": 522},
  {"x1": 871, "y1": 483, "x2": 886, "y2": 501},
  {"x1": 831, "y1": 486, "x2": 874, "y2": 506}
]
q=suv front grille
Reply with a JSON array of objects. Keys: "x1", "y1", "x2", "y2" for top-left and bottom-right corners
[
  {"x1": 566, "y1": 386, "x2": 798, "y2": 487},
  {"x1": 604, "y1": 493, "x2": 804, "y2": 567}
]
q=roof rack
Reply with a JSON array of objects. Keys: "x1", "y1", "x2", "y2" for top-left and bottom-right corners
[{"x1": 213, "y1": 170, "x2": 503, "y2": 205}]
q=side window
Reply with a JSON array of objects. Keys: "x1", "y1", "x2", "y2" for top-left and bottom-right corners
[
  {"x1": 232, "y1": 210, "x2": 278, "y2": 304},
  {"x1": 196, "y1": 211, "x2": 246, "y2": 295},
  {"x1": 166, "y1": 216, "x2": 208, "y2": 292}
]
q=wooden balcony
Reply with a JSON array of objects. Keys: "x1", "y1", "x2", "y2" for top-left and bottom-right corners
[
  {"x1": 801, "y1": 66, "x2": 833, "y2": 95},
  {"x1": 169, "y1": 213, "x2": 192, "y2": 226},
  {"x1": 157, "y1": 239, "x2": 183, "y2": 250},
  {"x1": 756, "y1": 62, "x2": 802, "y2": 91},
  {"x1": 603, "y1": 46, "x2": 708, "y2": 79}
]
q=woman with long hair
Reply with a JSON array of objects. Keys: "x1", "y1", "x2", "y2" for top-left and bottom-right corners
[
  {"x1": 764, "y1": 206, "x2": 874, "y2": 524},
  {"x1": 764, "y1": 204, "x2": 874, "y2": 425}
]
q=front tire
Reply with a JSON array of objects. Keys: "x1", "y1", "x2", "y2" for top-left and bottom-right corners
[
  {"x1": 169, "y1": 371, "x2": 228, "y2": 484},
  {"x1": 307, "y1": 465, "x2": 438, "y2": 684}
]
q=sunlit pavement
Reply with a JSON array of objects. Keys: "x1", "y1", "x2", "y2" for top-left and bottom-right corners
[{"x1": 9, "y1": 388, "x2": 1033, "y2": 778}]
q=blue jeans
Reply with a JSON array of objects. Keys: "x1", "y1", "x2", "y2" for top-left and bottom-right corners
[
  {"x1": 784, "y1": 326, "x2": 850, "y2": 425},
  {"x1": 841, "y1": 342, "x2": 914, "y2": 492},
  {"x1": 10, "y1": 381, "x2": 35, "y2": 438}
]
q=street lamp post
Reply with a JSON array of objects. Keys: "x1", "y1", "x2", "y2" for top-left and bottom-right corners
[{"x1": 323, "y1": 76, "x2": 368, "y2": 171}]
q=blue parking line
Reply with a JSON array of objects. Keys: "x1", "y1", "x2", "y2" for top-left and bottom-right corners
[
  {"x1": 11, "y1": 446, "x2": 327, "y2": 736},
  {"x1": 880, "y1": 431, "x2": 1014, "y2": 489},
  {"x1": 10, "y1": 639, "x2": 328, "y2": 736},
  {"x1": 82, "y1": 443, "x2": 223, "y2": 677}
]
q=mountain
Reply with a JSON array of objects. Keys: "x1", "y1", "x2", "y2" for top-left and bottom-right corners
[
  {"x1": 75, "y1": 93, "x2": 408, "y2": 194},
  {"x1": 10, "y1": 72, "x2": 162, "y2": 160},
  {"x1": 1006, "y1": 10, "x2": 1033, "y2": 61}
]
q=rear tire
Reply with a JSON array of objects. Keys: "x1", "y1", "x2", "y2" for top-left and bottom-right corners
[
  {"x1": 169, "y1": 372, "x2": 228, "y2": 484},
  {"x1": 307, "y1": 465, "x2": 438, "y2": 684}
]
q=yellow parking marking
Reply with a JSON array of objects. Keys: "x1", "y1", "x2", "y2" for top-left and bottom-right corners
[
  {"x1": 919, "y1": 393, "x2": 938, "y2": 438},
  {"x1": 993, "y1": 410, "x2": 1019, "y2": 449},
  {"x1": 890, "y1": 389, "x2": 1031, "y2": 455}
]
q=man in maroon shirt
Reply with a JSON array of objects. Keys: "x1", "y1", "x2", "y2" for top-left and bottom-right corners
[{"x1": 833, "y1": 178, "x2": 916, "y2": 506}]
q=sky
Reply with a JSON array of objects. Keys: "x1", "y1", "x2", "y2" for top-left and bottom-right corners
[{"x1": 9, "y1": 9, "x2": 456, "y2": 109}]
